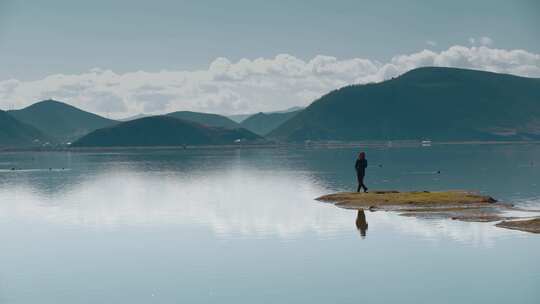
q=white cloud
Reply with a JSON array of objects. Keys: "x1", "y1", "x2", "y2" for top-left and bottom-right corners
[
  {"x1": 0, "y1": 44, "x2": 539, "y2": 119},
  {"x1": 479, "y1": 36, "x2": 494, "y2": 46},
  {"x1": 426, "y1": 40, "x2": 437, "y2": 47},
  {"x1": 469, "y1": 36, "x2": 494, "y2": 46}
]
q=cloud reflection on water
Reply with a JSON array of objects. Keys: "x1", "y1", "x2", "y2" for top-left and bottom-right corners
[{"x1": 0, "y1": 163, "x2": 525, "y2": 246}]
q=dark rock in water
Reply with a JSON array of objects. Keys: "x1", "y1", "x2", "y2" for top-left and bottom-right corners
[{"x1": 486, "y1": 197, "x2": 498, "y2": 203}]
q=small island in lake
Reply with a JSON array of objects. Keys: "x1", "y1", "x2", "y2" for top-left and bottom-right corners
[
  {"x1": 317, "y1": 190, "x2": 540, "y2": 234},
  {"x1": 496, "y1": 218, "x2": 540, "y2": 234}
]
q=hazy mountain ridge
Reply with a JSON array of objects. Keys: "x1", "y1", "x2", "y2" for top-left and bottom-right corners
[
  {"x1": 240, "y1": 110, "x2": 302, "y2": 135},
  {"x1": 269, "y1": 67, "x2": 540, "y2": 141},
  {"x1": 228, "y1": 106, "x2": 304, "y2": 123},
  {"x1": 119, "y1": 113, "x2": 148, "y2": 121}
]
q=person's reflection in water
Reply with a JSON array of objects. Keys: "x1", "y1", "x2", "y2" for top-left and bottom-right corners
[{"x1": 355, "y1": 209, "x2": 369, "y2": 238}]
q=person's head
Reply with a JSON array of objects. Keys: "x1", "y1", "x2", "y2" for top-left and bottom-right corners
[{"x1": 358, "y1": 152, "x2": 366, "y2": 160}]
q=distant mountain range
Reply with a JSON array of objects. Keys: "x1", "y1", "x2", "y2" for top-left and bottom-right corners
[
  {"x1": 121, "y1": 109, "x2": 298, "y2": 135},
  {"x1": 270, "y1": 67, "x2": 540, "y2": 141},
  {"x1": 8, "y1": 100, "x2": 117, "y2": 143},
  {"x1": 73, "y1": 116, "x2": 261, "y2": 147},
  {"x1": 228, "y1": 106, "x2": 304, "y2": 123},
  {"x1": 0, "y1": 110, "x2": 50, "y2": 147},
  {"x1": 2, "y1": 67, "x2": 540, "y2": 148},
  {"x1": 239, "y1": 110, "x2": 301, "y2": 136},
  {"x1": 119, "y1": 113, "x2": 148, "y2": 121}
]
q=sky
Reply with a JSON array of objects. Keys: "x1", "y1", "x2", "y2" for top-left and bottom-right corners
[{"x1": 0, "y1": 0, "x2": 539, "y2": 118}]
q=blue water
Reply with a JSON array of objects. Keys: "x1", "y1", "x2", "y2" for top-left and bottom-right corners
[{"x1": 0, "y1": 144, "x2": 539, "y2": 303}]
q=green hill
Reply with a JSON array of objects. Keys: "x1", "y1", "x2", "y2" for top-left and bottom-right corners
[
  {"x1": 269, "y1": 67, "x2": 540, "y2": 141},
  {"x1": 167, "y1": 111, "x2": 240, "y2": 129},
  {"x1": 240, "y1": 110, "x2": 301, "y2": 135},
  {"x1": 0, "y1": 110, "x2": 50, "y2": 147},
  {"x1": 72, "y1": 116, "x2": 262, "y2": 147},
  {"x1": 8, "y1": 99, "x2": 118, "y2": 143}
]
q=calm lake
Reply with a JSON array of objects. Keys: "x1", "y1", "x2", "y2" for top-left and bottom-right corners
[{"x1": 1, "y1": 144, "x2": 539, "y2": 303}]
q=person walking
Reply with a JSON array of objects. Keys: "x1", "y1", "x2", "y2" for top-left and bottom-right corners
[{"x1": 355, "y1": 152, "x2": 368, "y2": 192}]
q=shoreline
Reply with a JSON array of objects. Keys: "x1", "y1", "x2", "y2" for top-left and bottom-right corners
[{"x1": 2, "y1": 140, "x2": 540, "y2": 153}]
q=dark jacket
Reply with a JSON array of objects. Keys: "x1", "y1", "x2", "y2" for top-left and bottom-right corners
[{"x1": 355, "y1": 159, "x2": 368, "y2": 175}]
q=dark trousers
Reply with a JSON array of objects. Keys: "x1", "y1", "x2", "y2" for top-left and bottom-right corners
[{"x1": 357, "y1": 173, "x2": 367, "y2": 192}]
